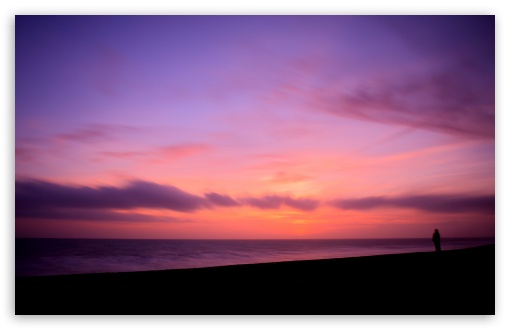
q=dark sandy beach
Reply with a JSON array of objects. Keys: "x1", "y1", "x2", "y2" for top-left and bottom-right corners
[{"x1": 15, "y1": 244, "x2": 495, "y2": 315}]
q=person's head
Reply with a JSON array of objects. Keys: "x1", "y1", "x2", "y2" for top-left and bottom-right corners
[{"x1": 434, "y1": 229, "x2": 439, "y2": 233}]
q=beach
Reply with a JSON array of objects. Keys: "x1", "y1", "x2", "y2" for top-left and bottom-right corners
[{"x1": 15, "y1": 244, "x2": 495, "y2": 315}]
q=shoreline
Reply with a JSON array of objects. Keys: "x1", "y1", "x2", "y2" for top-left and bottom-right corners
[
  {"x1": 15, "y1": 244, "x2": 495, "y2": 315},
  {"x1": 15, "y1": 238, "x2": 495, "y2": 278}
]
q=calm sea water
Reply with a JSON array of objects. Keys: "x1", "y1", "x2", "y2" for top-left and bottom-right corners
[{"x1": 15, "y1": 238, "x2": 494, "y2": 277}]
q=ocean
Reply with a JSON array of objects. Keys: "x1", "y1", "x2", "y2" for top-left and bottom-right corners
[{"x1": 15, "y1": 237, "x2": 494, "y2": 277}]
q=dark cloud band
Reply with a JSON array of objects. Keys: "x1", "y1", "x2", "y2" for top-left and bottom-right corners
[
  {"x1": 15, "y1": 179, "x2": 319, "y2": 221},
  {"x1": 16, "y1": 179, "x2": 494, "y2": 223},
  {"x1": 331, "y1": 194, "x2": 494, "y2": 214}
]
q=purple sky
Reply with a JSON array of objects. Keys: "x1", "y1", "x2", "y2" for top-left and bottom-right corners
[{"x1": 15, "y1": 15, "x2": 495, "y2": 239}]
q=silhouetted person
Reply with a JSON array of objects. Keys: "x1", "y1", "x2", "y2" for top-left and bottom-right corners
[{"x1": 432, "y1": 229, "x2": 441, "y2": 252}]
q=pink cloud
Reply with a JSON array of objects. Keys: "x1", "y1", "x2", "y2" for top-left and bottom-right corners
[
  {"x1": 96, "y1": 143, "x2": 213, "y2": 164},
  {"x1": 99, "y1": 151, "x2": 148, "y2": 159},
  {"x1": 268, "y1": 171, "x2": 311, "y2": 184},
  {"x1": 158, "y1": 143, "x2": 212, "y2": 158},
  {"x1": 15, "y1": 146, "x2": 37, "y2": 162}
]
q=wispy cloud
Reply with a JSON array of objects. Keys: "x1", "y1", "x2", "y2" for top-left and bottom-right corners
[
  {"x1": 44, "y1": 124, "x2": 157, "y2": 146},
  {"x1": 314, "y1": 63, "x2": 494, "y2": 140},
  {"x1": 55, "y1": 126, "x2": 113, "y2": 143},
  {"x1": 97, "y1": 143, "x2": 213, "y2": 163},
  {"x1": 99, "y1": 151, "x2": 147, "y2": 159},
  {"x1": 157, "y1": 143, "x2": 212, "y2": 159},
  {"x1": 267, "y1": 171, "x2": 311, "y2": 184},
  {"x1": 15, "y1": 146, "x2": 38, "y2": 162}
]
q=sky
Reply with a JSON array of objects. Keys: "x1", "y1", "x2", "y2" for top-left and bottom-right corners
[{"x1": 15, "y1": 15, "x2": 495, "y2": 239}]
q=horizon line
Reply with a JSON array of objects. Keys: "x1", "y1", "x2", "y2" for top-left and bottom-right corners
[{"x1": 15, "y1": 236, "x2": 496, "y2": 240}]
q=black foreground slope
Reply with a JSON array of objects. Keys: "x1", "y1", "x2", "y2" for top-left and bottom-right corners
[{"x1": 15, "y1": 244, "x2": 495, "y2": 315}]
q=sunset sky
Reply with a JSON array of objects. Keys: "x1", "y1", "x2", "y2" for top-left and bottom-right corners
[{"x1": 15, "y1": 15, "x2": 495, "y2": 239}]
